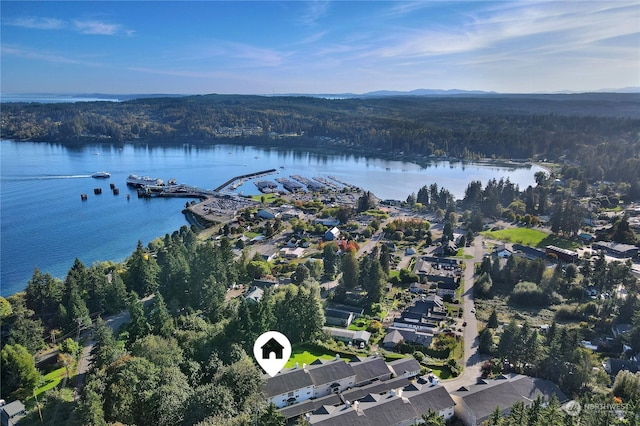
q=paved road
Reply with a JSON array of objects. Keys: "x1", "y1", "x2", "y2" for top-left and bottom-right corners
[{"x1": 443, "y1": 237, "x2": 489, "y2": 392}]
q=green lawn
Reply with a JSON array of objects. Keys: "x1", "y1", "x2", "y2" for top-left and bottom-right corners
[
  {"x1": 250, "y1": 193, "x2": 278, "y2": 203},
  {"x1": 424, "y1": 364, "x2": 453, "y2": 379},
  {"x1": 481, "y1": 227, "x2": 549, "y2": 246},
  {"x1": 482, "y1": 227, "x2": 579, "y2": 249},
  {"x1": 348, "y1": 318, "x2": 369, "y2": 331},
  {"x1": 34, "y1": 367, "x2": 68, "y2": 397},
  {"x1": 285, "y1": 344, "x2": 337, "y2": 368}
]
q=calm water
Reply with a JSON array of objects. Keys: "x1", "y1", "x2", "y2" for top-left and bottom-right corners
[{"x1": 0, "y1": 140, "x2": 545, "y2": 296}]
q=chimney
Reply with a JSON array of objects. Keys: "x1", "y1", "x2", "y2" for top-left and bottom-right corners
[
  {"x1": 353, "y1": 401, "x2": 360, "y2": 412},
  {"x1": 397, "y1": 388, "x2": 403, "y2": 397},
  {"x1": 295, "y1": 362, "x2": 299, "y2": 369},
  {"x1": 302, "y1": 363, "x2": 306, "y2": 369},
  {"x1": 335, "y1": 354, "x2": 340, "y2": 360}
]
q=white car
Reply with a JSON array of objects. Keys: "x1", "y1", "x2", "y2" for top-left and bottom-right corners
[{"x1": 470, "y1": 308, "x2": 476, "y2": 314}]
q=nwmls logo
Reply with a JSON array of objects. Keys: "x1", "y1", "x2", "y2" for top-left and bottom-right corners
[
  {"x1": 562, "y1": 400, "x2": 630, "y2": 417},
  {"x1": 563, "y1": 400, "x2": 581, "y2": 416}
]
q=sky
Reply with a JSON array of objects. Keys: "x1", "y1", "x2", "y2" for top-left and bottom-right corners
[{"x1": 1, "y1": 1, "x2": 639, "y2": 95}]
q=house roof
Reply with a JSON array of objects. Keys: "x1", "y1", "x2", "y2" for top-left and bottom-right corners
[
  {"x1": 325, "y1": 309, "x2": 353, "y2": 320},
  {"x1": 307, "y1": 359, "x2": 356, "y2": 387},
  {"x1": 1, "y1": 400, "x2": 26, "y2": 418},
  {"x1": 607, "y1": 358, "x2": 640, "y2": 375},
  {"x1": 389, "y1": 357, "x2": 421, "y2": 376},
  {"x1": 451, "y1": 374, "x2": 567, "y2": 423},
  {"x1": 383, "y1": 329, "x2": 404, "y2": 346},
  {"x1": 351, "y1": 357, "x2": 392, "y2": 384},
  {"x1": 279, "y1": 393, "x2": 342, "y2": 420},
  {"x1": 341, "y1": 377, "x2": 411, "y2": 402},
  {"x1": 265, "y1": 368, "x2": 314, "y2": 397},
  {"x1": 404, "y1": 384, "x2": 456, "y2": 413},
  {"x1": 359, "y1": 395, "x2": 418, "y2": 426}
]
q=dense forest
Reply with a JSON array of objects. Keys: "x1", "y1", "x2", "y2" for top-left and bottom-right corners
[{"x1": 2, "y1": 94, "x2": 639, "y2": 184}]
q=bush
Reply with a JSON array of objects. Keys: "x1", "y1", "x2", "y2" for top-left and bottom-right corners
[{"x1": 509, "y1": 281, "x2": 546, "y2": 306}]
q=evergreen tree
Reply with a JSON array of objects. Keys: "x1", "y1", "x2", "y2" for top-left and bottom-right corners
[
  {"x1": 341, "y1": 251, "x2": 359, "y2": 289},
  {"x1": 257, "y1": 402, "x2": 286, "y2": 426},
  {"x1": 149, "y1": 294, "x2": 174, "y2": 338},
  {"x1": 126, "y1": 241, "x2": 159, "y2": 296},
  {"x1": 127, "y1": 292, "x2": 150, "y2": 345},
  {"x1": 487, "y1": 309, "x2": 499, "y2": 328},
  {"x1": 322, "y1": 242, "x2": 340, "y2": 279}
]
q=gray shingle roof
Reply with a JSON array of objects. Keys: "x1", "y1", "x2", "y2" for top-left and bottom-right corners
[
  {"x1": 307, "y1": 359, "x2": 356, "y2": 386},
  {"x1": 404, "y1": 384, "x2": 455, "y2": 413},
  {"x1": 279, "y1": 394, "x2": 342, "y2": 420},
  {"x1": 341, "y1": 376, "x2": 411, "y2": 402},
  {"x1": 265, "y1": 368, "x2": 314, "y2": 397},
  {"x1": 351, "y1": 357, "x2": 392, "y2": 384},
  {"x1": 389, "y1": 357, "x2": 421, "y2": 377}
]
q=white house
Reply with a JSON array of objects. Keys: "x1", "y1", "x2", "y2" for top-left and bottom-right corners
[{"x1": 324, "y1": 227, "x2": 341, "y2": 241}]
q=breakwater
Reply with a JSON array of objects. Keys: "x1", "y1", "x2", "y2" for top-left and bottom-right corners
[{"x1": 213, "y1": 168, "x2": 277, "y2": 192}]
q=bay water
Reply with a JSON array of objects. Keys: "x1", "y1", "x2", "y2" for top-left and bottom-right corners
[{"x1": 0, "y1": 140, "x2": 545, "y2": 296}]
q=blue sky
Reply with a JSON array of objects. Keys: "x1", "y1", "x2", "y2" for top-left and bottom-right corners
[{"x1": 1, "y1": 1, "x2": 639, "y2": 95}]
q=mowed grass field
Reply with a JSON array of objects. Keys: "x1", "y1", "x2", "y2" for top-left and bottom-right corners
[
  {"x1": 481, "y1": 227, "x2": 579, "y2": 249},
  {"x1": 481, "y1": 227, "x2": 549, "y2": 246}
]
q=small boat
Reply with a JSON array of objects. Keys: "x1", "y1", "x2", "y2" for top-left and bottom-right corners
[{"x1": 92, "y1": 171, "x2": 111, "y2": 178}]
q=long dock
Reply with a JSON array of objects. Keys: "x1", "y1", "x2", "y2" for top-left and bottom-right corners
[
  {"x1": 213, "y1": 168, "x2": 277, "y2": 192},
  {"x1": 137, "y1": 184, "x2": 217, "y2": 199}
]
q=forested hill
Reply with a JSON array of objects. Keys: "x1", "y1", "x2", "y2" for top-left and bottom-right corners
[{"x1": 2, "y1": 93, "x2": 639, "y2": 183}]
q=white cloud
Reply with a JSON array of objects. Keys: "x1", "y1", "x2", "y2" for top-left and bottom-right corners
[
  {"x1": 5, "y1": 17, "x2": 65, "y2": 30},
  {"x1": 297, "y1": 1, "x2": 330, "y2": 26},
  {"x1": 72, "y1": 20, "x2": 123, "y2": 36},
  {"x1": 1, "y1": 44, "x2": 101, "y2": 66}
]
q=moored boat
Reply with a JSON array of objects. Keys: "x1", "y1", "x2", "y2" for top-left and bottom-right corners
[{"x1": 126, "y1": 174, "x2": 164, "y2": 187}]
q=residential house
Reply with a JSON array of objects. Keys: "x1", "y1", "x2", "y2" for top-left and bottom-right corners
[
  {"x1": 340, "y1": 376, "x2": 411, "y2": 403},
  {"x1": 306, "y1": 382, "x2": 455, "y2": 425},
  {"x1": 512, "y1": 244, "x2": 546, "y2": 260},
  {"x1": 325, "y1": 309, "x2": 354, "y2": 327},
  {"x1": 265, "y1": 367, "x2": 315, "y2": 408},
  {"x1": 324, "y1": 227, "x2": 341, "y2": 241},
  {"x1": 388, "y1": 357, "x2": 422, "y2": 379},
  {"x1": 280, "y1": 247, "x2": 306, "y2": 259},
  {"x1": 436, "y1": 281, "x2": 459, "y2": 298},
  {"x1": 1, "y1": 400, "x2": 26, "y2": 426},
  {"x1": 350, "y1": 356, "x2": 393, "y2": 387},
  {"x1": 493, "y1": 244, "x2": 512, "y2": 258},
  {"x1": 383, "y1": 327, "x2": 433, "y2": 351},
  {"x1": 612, "y1": 323, "x2": 632, "y2": 338},
  {"x1": 257, "y1": 208, "x2": 279, "y2": 219},
  {"x1": 307, "y1": 357, "x2": 357, "y2": 398},
  {"x1": 604, "y1": 358, "x2": 640, "y2": 376},
  {"x1": 245, "y1": 286, "x2": 264, "y2": 303},
  {"x1": 323, "y1": 327, "x2": 371, "y2": 346},
  {"x1": 382, "y1": 329, "x2": 405, "y2": 350},
  {"x1": 450, "y1": 374, "x2": 567, "y2": 426},
  {"x1": 253, "y1": 277, "x2": 279, "y2": 288}
]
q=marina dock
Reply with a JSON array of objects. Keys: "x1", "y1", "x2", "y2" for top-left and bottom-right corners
[{"x1": 213, "y1": 168, "x2": 277, "y2": 192}]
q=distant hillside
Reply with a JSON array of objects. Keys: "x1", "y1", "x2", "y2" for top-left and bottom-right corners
[{"x1": 2, "y1": 93, "x2": 639, "y2": 184}]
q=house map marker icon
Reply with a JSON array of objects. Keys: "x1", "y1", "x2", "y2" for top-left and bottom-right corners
[{"x1": 253, "y1": 331, "x2": 292, "y2": 377}]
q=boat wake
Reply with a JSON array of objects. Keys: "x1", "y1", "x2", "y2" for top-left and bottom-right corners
[{"x1": 2, "y1": 174, "x2": 93, "y2": 181}]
